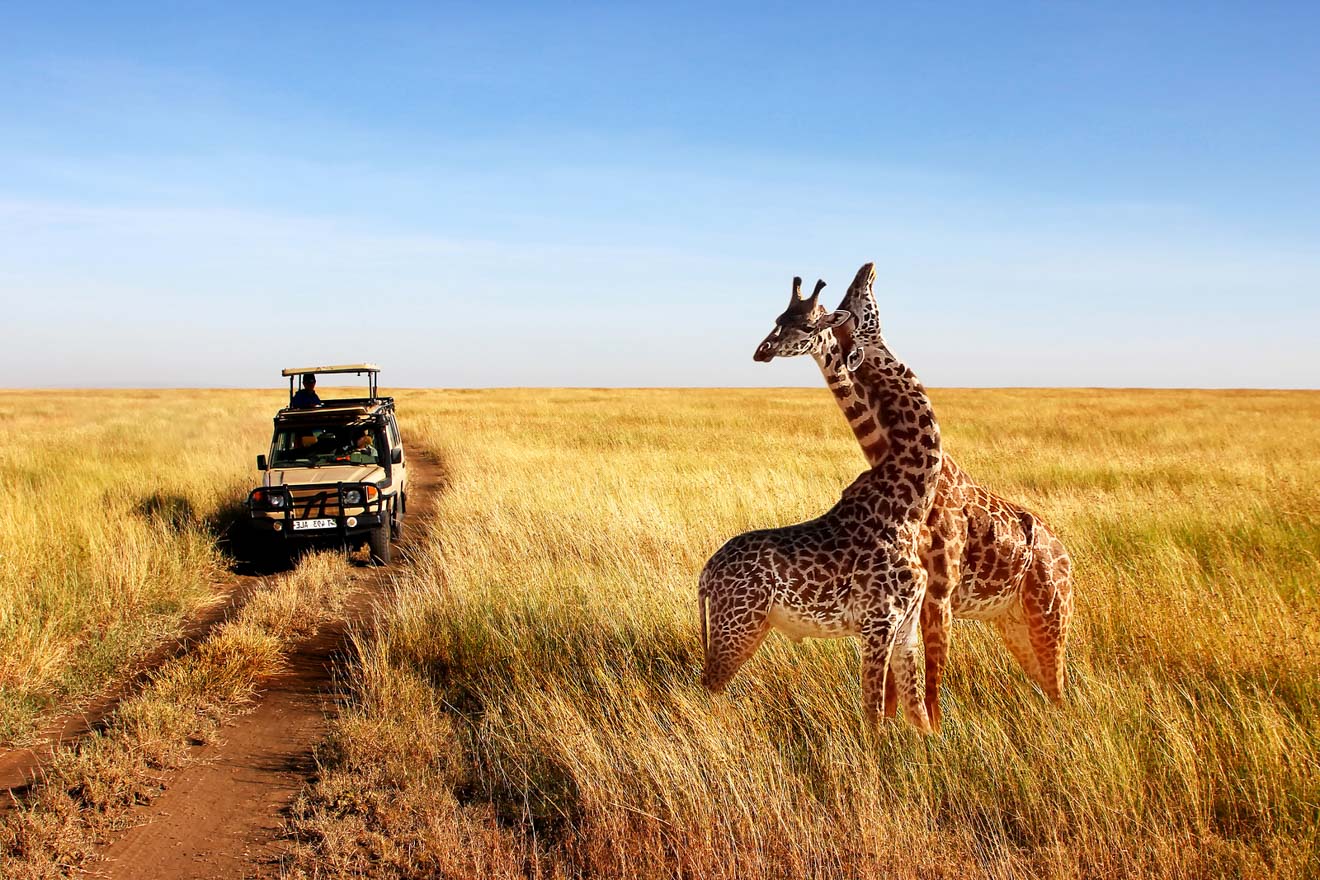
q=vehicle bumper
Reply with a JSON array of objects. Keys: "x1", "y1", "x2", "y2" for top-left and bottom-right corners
[{"x1": 248, "y1": 509, "x2": 387, "y2": 540}]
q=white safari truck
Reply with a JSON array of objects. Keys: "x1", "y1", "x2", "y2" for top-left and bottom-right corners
[{"x1": 248, "y1": 364, "x2": 407, "y2": 564}]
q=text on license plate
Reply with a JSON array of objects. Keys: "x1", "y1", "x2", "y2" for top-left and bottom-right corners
[{"x1": 292, "y1": 518, "x2": 337, "y2": 531}]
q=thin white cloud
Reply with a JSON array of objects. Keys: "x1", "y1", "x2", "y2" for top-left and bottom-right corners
[{"x1": 1, "y1": 186, "x2": 1316, "y2": 389}]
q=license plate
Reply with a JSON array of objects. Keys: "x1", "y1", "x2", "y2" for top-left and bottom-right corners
[{"x1": 292, "y1": 518, "x2": 337, "y2": 531}]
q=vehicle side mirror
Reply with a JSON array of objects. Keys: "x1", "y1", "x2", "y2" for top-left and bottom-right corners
[
  {"x1": 257, "y1": 454, "x2": 268, "y2": 471},
  {"x1": 390, "y1": 448, "x2": 403, "y2": 465}
]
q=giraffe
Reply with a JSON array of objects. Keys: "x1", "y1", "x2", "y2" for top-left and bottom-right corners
[
  {"x1": 699, "y1": 275, "x2": 943, "y2": 733},
  {"x1": 753, "y1": 264, "x2": 1074, "y2": 729}
]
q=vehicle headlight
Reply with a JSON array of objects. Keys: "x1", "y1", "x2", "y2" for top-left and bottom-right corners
[
  {"x1": 269, "y1": 494, "x2": 287, "y2": 509},
  {"x1": 342, "y1": 489, "x2": 362, "y2": 505}
]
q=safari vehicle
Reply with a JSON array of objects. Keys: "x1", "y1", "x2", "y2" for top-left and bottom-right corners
[{"x1": 248, "y1": 364, "x2": 407, "y2": 564}]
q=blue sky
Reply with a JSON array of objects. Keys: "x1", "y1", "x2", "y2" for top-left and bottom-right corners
[{"x1": 2, "y1": 2, "x2": 1317, "y2": 388}]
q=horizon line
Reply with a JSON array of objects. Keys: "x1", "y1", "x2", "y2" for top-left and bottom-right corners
[{"x1": 2, "y1": 385, "x2": 1317, "y2": 393}]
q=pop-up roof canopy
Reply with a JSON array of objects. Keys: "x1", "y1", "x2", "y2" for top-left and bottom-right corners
[
  {"x1": 281, "y1": 364, "x2": 382, "y2": 406},
  {"x1": 281, "y1": 363, "x2": 379, "y2": 377}
]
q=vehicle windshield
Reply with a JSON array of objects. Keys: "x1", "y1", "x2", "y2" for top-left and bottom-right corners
[{"x1": 270, "y1": 425, "x2": 383, "y2": 468}]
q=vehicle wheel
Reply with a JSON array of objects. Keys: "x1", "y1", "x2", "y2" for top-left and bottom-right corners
[
  {"x1": 367, "y1": 520, "x2": 391, "y2": 565},
  {"x1": 389, "y1": 497, "x2": 403, "y2": 542}
]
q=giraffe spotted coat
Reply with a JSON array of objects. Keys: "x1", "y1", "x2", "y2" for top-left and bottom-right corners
[
  {"x1": 702, "y1": 273, "x2": 943, "y2": 732},
  {"x1": 754, "y1": 263, "x2": 1074, "y2": 729}
]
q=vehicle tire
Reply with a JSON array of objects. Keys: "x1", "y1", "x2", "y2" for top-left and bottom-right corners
[
  {"x1": 368, "y1": 520, "x2": 391, "y2": 565},
  {"x1": 389, "y1": 497, "x2": 403, "y2": 542}
]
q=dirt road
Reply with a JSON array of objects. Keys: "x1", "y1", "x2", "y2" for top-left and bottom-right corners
[
  {"x1": 88, "y1": 455, "x2": 445, "y2": 879},
  {"x1": 0, "y1": 576, "x2": 267, "y2": 797}
]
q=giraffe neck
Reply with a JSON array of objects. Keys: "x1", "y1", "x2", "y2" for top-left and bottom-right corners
[
  {"x1": 810, "y1": 328, "x2": 887, "y2": 467},
  {"x1": 844, "y1": 332, "x2": 942, "y2": 523}
]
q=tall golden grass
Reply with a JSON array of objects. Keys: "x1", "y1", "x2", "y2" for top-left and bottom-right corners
[
  {"x1": 286, "y1": 388, "x2": 1319, "y2": 879},
  {"x1": 0, "y1": 389, "x2": 281, "y2": 741},
  {"x1": 2, "y1": 387, "x2": 1315, "y2": 877}
]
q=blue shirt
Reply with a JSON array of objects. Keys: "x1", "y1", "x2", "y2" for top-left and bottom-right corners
[{"x1": 290, "y1": 389, "x2": 321, "y2": 408}]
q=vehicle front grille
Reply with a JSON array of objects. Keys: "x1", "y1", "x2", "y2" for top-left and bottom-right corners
[{"x1": 287, "y1": 486, "x2": 343, "y2": 518}]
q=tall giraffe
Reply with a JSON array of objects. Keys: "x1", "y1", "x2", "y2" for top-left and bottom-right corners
[
  {"x1": 700, "y1": 277, "x2": 943, "y2": 733},
  {"x1": 754, "y1": 264, "x2": 1074, "y2": 727}
]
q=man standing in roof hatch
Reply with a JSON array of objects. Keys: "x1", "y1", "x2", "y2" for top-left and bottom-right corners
[{"x1": 291, "y1": 373, "x2": 321, "y2": 408}]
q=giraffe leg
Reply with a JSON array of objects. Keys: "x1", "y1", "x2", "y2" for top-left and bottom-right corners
[
  {"x1": 919, "y1": 510, "x2": 965, "y2": 732},
  {"x1": 889, "y1": 599, "x2": 931, "y2": 733},
  {"x1": 919, "y1": 597, "x2": 952, "y2": 731},
  {"x1": 883, "y1": 528, "x2": 935, "y2": 723},
  {"x1": 860, "y1": 561, "x2": 931, "y2": 734},
  {"x1": 859, "y1": 618, "x2": 900, "y2": 728},
  {"x1": 1020, "y1": 541, "x2": 1073, "y2": 705},
  {"x1": 992, "y1": 607, "x2": 1045, "y2": 693},
  {"x1": 701, "y1": 596, "x2": 771, "y2": 693}
]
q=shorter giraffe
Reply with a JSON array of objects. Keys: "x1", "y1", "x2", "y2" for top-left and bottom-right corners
[
  {"x1": 754, "y1": 265, "x2": 1075, "y2": 726},
  {"x1": 700, "y1": 277, "x2": 943, "y2": 733}
]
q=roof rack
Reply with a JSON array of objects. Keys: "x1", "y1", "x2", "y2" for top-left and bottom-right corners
[{"x1": 275, "y1": 398, "x2": 393, "y2": 425}]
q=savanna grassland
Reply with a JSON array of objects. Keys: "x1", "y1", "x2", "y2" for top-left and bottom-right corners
[
  {"x1": 0, "y1": 389, "x2": 284, "y2": 743},
  {"x1": 282, "y1": 388, "x2": 1319, "y2": 880},
  {"x1": 1, "y1": 388, "x2": 1316, "y2": 879}
]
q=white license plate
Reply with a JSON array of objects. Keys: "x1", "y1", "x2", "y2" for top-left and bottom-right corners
[{"x1": 292, "y1": 518, "x2": 337, "y2": 531}]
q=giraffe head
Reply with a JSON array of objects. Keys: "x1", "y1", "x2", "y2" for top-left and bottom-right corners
[
  {"x1": 815, "y1": 262, "x2": 881, "y2": 373},
  {"x1": 752, "y1": 276, "x2": 831, "y2": 362}
]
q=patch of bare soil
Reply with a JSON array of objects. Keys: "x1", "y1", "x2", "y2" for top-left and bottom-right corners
[{"x1": 84, "y1": 455, "x2": 445, "y2": 880}]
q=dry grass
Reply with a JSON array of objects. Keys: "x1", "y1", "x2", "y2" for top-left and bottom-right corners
[
  {"x1": 0, "y1": 387, "x2": 1314, "y2": 878},
  {"x1": 0, "y1": 550, "x2": 351, "y2": 878},
  {"x1": 0, "y1": 389, "x2": 285, "y2": 742},
  {"x1": 283, "y1": 388, "x2": 1319, "y2": 880}
]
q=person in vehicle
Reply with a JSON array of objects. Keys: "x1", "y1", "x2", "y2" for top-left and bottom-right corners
[
  {"x1": 291, "y1": 374, "x2": 321, "y2": 408},
  {"x1": 335, "y1": 430, "x2": 377, "y2": 463}
]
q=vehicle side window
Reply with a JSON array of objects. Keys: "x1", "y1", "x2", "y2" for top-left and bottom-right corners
[{"x1": 387, "y1": 416, "x2": 400, "y2": 449}]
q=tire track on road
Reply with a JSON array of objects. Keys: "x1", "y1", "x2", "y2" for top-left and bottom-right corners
[{"x1": 1, "y1": 555, "x2": 275, "y2": 798}]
